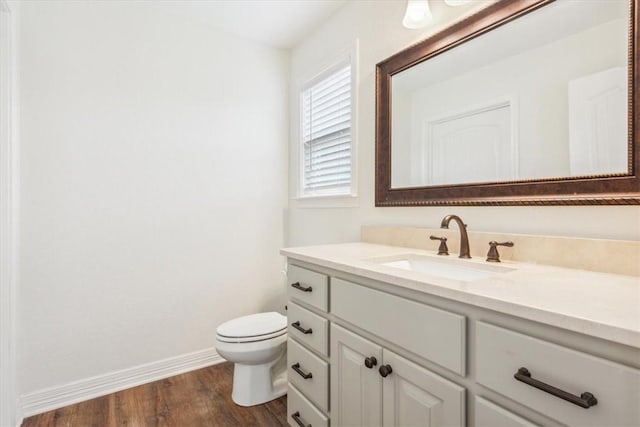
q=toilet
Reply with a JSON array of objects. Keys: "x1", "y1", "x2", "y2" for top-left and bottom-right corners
[{"x1": 215, "y1": 312, "x2": 288, "y2": 406}]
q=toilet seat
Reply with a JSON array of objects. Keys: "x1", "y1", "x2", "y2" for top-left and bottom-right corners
[
  {"x1": 214, "y1": 311, "x2": 288, "y2": 406},
  {"x1": 216, "y1": 312, "x2": 287, "y2": 343}
]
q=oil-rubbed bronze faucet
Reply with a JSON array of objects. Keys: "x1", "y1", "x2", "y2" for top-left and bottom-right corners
[{"x1": 440, "y1": 214, "x2": 471, "y2": 259}]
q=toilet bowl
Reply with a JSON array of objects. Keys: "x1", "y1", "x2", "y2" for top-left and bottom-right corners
[{"x1": 215, "y1": 312, "x2": 287, "y2": 406}]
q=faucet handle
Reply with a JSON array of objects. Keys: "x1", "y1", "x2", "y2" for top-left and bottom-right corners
[
  {"x1": 429, "y1": 235, "x2": 449, "y2": 256},
  {"x1": 486, "y1": 241, "x2": 514, "y2": 262}
]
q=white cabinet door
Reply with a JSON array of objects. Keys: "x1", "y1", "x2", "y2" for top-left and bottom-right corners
[
  {"x1": 382, "y1": 349, "x2": 466, "y2": 427},
  {"x1": 331, "y1": 324, "x2": 383, "y2": 427}
]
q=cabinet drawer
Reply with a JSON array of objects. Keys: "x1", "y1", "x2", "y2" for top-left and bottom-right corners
[
  {"x1": 288, "y1": 383, "x2": 329, "y2": 427},
  {"x1": 331, "y1": 278, "x2": 466, "y2": 375},
  {"x1": 287, "y1": 338, "x2": 329, "y2": 412},
  {"x1": 476, "y1": 322, "x2": 640, "y2": 426},
  {"x1": 475, "y1": 396, "x2": 538, "y2": 427},
  {"x1": 287, "y1": 264, "x2": 329, "y2": 312},
  {"x1": 288, "y1": 302, "x2": 329, "y2": 356}
]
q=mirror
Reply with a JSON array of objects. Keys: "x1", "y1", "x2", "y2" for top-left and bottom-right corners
[{"x1": 376, "y1": 0, "x2": 639, "y2": 206}]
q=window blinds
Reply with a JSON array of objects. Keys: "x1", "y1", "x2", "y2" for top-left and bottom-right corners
[{"x1": 301, "y1": 64, "x2": 352, "y2": 195}]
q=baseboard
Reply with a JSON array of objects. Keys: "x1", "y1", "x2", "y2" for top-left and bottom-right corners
[
  {"x1": 20, "y1": 347, "x2": 224, "y2": 418},
  {"x1": 15, "y1": 405, "x2": 22, "y2": 427}
]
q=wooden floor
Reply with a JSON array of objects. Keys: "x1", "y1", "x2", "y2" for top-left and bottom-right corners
[{"x1": 22, "y1": 362, "x2": 288, "y2": 427}]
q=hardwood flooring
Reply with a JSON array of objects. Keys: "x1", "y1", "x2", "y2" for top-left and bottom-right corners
[{"x1": 22, "y1": 362, "x2": 288, "y2": 427}]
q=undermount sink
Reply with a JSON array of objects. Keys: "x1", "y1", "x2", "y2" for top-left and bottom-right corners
[{"x1": 373, "y1": 254, "x2": 516, "y2": 281}]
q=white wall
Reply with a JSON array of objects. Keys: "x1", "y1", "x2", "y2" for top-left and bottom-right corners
[
  {"x1": 18, "y1": 0, "x2": 288, "y2": 396},
  {"x1": 1, "y1": 0, "x2": 18, "y2": 424},
  {"x1": 288, "y1": 0, "x2": 640, "y2": 246}
]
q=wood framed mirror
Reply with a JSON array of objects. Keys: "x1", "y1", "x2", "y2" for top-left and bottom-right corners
[{"x1": 376, "y1": 0, "x2": 639, "y2": 206}]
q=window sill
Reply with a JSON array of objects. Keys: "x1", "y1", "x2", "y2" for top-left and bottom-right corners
[{"x1": 292, "y1": 194, "x2": 359, "y2": 208}]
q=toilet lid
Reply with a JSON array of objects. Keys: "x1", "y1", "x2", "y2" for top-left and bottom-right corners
[{"x1": 216, "y1": 312, "x2": 287, "y2": 339}]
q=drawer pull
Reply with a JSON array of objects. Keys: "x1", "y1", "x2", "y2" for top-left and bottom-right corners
[
  {"x1": 514, "y1": 367, "x2": 598, "y2": 409},
  {"x1": 364, "y1": 356, "x2": 378, "y2": 369},
  {"x1": 379, "y1": 364, "x2": 393, "y2": 378},
  {"x1": 291, "y1": 282, "x2": 313, "y2": 292},
  {"x1": 292, "y1": 363, "x2": 313, "y2": 380},
  {"x1": 291, "y1": 321, "x2": 313, "y2": 335},
  {"x1": 291, "y1": 411, "x2": 311, "y2": 427}
]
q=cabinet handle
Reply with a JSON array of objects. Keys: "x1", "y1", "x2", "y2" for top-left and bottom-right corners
[
  {"x1": 291, "y1": 411, "x2": 311, "y2": 427},
  {"x1": 364, "y1": 356, "x2": 378, "y2": 369},
  {"x1": 292, "y1": 363, "x2": 313, "y2": 380},
  {"x1": 291, "y1": 321, "x2": 313, "y2": 335},
  {"x1": 291, "y1": 282, "x2": 313, "y2": 292},
  {"x1": 514, "y1": 367, "x2": 598, "y2": 409},
  {"x1": 379, "y1": 364, "x2": 393, "y2": 378}
]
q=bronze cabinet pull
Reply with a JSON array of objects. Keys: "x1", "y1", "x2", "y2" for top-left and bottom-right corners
[
  {"x1": 291, "y1": 282, "x2": 313, "y2": 292},
  {"x1": 291, "y1": 321, "x2": 313, "y2": 335},
  {"x1": 291, "y1": 363, "x2": 313, "y2": 380},
  {"x1": 379, "y1": 364, "x2": 393, "y2": 378},
  {"x1": 514, "y1": 367, "x2": 597, "y2": 408},
  {"x1": 291, "y1": 411, "x2": 311, "y2": 427},
  {"x1": 364, "y1": 356, "x2": 378, "y2": 369}
]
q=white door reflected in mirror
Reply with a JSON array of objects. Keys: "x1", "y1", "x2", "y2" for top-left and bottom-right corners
[{"x1": 391, "y1": 0, "x2": 629, "y2": 188}]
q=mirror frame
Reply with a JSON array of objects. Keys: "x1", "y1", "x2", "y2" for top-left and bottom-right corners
[{"x1": 376, "y1": 0, "x2": 639, "y2": 206}]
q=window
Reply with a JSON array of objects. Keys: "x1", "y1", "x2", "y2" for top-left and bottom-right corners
[{"x1": 300, "y1": 60, "x2": 354, "y2": 197}]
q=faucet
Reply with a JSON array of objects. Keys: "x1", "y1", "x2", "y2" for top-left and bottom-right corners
[{"x1": 440, "y1": 214, "x2": 471, "y2": 259}]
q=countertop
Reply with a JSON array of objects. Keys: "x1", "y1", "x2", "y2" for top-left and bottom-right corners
[{"x1": 281, "y1": 242, "x2": 640, "y2": 349}]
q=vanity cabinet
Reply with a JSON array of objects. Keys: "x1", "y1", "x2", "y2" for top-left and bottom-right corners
[
  {"x1": 330, "y1": 323, "x2": 383, "y2": 426},
  {"x1": 330, "y1": 323, "x2": 465, "y2": 426},
  {"x1": 286, "y1": 265, "x2": 331, "y2": 427},
  {"x1": 476, "y1": 322, "x2": 640, "y2": 426},
  {"x1": 287, "y1": 302, "x2": 328, "y2": 356},
  {"x1": 382, "y1": 349, "x2": 465, "y2": 426},
  {"x1": 331, "y1": 277, "x2": 466, "y2": 375},
  {"x1": 287, "y1": 264, "x2": 329, "y2": 312},
  {"x1": 474, "y1": 397, "x2": 539, "y2": 427},
  {"x1": 288, "y1": 384, "x2": 329, "y2": 427},
  {"x1": 285, "y1": 259, "x2": 640, "y2": 427},
  {"x1": 288, "y1": 338, "x2": 329, "y2": 412}
]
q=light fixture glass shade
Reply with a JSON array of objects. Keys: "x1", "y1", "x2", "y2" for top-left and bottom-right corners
[
  {"x1": 444, "y1": 0, "x2": 473, "y2": 5},
  {"x1": 403, "y1": 0, "x2": 433, "y2": 29}
]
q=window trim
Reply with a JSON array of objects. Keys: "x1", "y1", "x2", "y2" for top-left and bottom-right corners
[{"x1": 296, "y1": 44, "x2": 358, "y2": 202}]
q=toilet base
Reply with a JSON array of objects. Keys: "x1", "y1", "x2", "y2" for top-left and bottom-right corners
[{"x1": 231, "y1": 359, "x2": 287, "y2": 407}]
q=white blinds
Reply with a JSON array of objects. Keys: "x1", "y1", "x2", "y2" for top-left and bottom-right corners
[{"x1": 301, "y1": 64, "x2": 352, "y2": 195}]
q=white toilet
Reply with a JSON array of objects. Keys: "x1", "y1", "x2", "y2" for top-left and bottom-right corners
[{"x1": 215, "y1": 312, "x2": 288, "y2": 406}]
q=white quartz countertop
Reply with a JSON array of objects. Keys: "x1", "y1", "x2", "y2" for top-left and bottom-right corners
[{"x1": 281, "y1": 242, "x2": 640, "y2": 349}]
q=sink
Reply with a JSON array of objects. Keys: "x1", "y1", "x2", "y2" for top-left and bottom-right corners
[{"x1": 373, "y1": 254, "x2": 515, "y2": 281}]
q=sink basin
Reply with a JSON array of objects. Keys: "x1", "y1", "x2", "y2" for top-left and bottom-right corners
[{"x1": 374, "y1": 254, "x2": 515, "y2": 281}]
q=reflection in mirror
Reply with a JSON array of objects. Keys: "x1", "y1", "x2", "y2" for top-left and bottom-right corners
[{"x1": 391, "y1": 0, "x2": 628, "y2": 188}]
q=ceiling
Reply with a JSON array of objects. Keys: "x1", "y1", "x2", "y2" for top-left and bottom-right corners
[{"x1": 151, "y1": 0, "x2": 347, "y2": 49}]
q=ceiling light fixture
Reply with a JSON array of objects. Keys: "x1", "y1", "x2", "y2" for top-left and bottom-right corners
[{"x1": 402, "y1": 0, "x2": 433, "y2": 29}]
